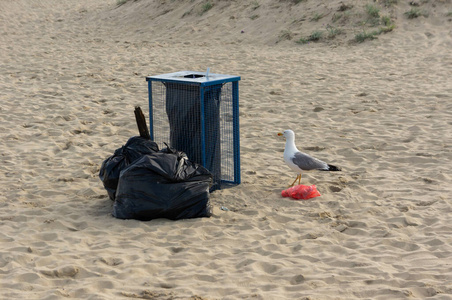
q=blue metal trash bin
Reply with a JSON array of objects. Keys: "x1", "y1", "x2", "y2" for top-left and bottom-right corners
[{"x1": 146, "y1": 71, "x2": 241, "y2": 191}]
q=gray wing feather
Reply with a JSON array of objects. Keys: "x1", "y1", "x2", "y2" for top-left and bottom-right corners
[{"x1": 292, "y1": 151, "x2": 328, "y2": 170}]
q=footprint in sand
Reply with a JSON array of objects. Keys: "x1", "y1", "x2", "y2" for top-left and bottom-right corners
[{"x1": 40, "y1": 265, "x2": 79, "y2": 278}]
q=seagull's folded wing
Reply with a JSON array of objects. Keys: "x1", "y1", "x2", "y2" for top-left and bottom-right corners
[{"x1": 292, "y1": 152, "x2": 328, "y2": 170}]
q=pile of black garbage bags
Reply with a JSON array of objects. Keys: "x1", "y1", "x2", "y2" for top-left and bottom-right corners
[{"x1": 99, "y1": 136, "x2": 213, "y2": 221}]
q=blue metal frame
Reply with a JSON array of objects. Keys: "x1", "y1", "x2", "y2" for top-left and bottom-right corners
[
  {"x1": 146, "y1": 71, "x2": 241, "y2": 187},
  {"x1": 147, "y1": 80, "x2": 154, "y2": 141},
  {"x1": 232, "y1": 81, "x2": 241, "y2": 184},
  {"x1": 199, "y1": 86, "x2": 207, "y2": 167}
]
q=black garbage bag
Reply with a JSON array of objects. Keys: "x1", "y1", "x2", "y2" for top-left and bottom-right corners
[
  {"x1": 113, "y1": 149, "x2": 213, "y2": 221},
  {"x1": 99, "y1": 136, "x2": 159, "y2": 200}
]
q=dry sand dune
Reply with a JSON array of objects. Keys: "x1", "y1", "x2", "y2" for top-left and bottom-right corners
[{"x1": 1, "y1": 0, "x2": 452, "y2": 299}]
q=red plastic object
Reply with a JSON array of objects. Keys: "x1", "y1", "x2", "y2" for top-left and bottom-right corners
[{"x1": 281, "y1": 184, "x2": 321, "y2": 200}]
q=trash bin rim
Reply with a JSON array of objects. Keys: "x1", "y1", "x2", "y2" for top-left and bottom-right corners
[{"x1": 146, "y1": 71, "x2": 240, "y2": 87}]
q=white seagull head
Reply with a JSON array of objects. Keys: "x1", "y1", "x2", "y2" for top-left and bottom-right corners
[{"x1": 277, "y1": 129, "x2": 295, "y2": 140}]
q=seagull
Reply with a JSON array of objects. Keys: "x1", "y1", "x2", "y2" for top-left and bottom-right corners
[{"x1": 278, "y1": 129, "x2": 341, "y2": 187}]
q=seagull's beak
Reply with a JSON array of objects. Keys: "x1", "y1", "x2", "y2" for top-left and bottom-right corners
[{"x1": 277, "y1": 132, "x2": 283, "y2": 136}]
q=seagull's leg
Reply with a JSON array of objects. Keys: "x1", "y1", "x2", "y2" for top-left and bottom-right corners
[
  {"x1": 289, "y1": 175, "x2": 300, "y2": 187},
  {"x1": 298, "y1": 173, "x2": 301, "y2": 185}
]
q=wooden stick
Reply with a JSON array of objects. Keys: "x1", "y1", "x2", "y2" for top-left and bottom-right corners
[{"x1": 134, "y1": 106, "x2": 151, "y2": 140}]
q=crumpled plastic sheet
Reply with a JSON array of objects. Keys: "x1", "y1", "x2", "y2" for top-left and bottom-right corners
[{"x1": 281, "y1": 184, "x2": 321, "y2": 200}]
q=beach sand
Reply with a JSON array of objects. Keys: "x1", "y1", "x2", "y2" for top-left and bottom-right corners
[{"x1": 1, "y1": 0, "x2": 451, "y2": 299}]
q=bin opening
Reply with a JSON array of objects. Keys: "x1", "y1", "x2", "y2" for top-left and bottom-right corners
[{"x1": 183, "y1": 74, "x2": 205, "y2": 79}]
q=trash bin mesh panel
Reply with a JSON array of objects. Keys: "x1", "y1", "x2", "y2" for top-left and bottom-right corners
[
  {"x1": 219, "y1": 82, "x2": 234, "y2": 182},
  {"x1": 151, "y1": 81, "x2": 170, "y2": 149},
  {"x1": 150, "y1": 81, "x2": 235, "y2": 187}
]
